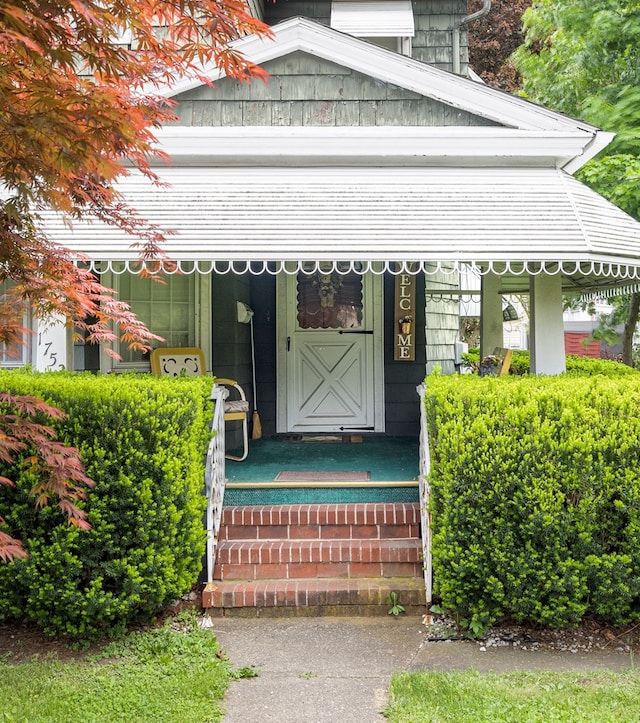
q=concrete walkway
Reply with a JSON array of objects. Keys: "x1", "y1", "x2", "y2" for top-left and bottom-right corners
[{"x1": 211, "y1": 615, "x2": 635, "y2": 723}]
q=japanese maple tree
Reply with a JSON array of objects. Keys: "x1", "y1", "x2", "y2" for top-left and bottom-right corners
[{"x1": 0, "y1": 0, "x2": 270, "y2": 560}]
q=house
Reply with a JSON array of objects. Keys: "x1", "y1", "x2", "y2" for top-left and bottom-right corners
[
  {"x1": 38, "y1": 2, "x2": 640, "y2": 424},
  {"x1": 20, "y1": 1, "x2": 640, "y2": 612}
]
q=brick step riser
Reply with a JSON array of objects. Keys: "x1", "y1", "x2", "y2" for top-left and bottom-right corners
[
  {"x1": 221, "y1": 503, "x2": 421, "y2": 530},
  {"x1": 204, "y1": 579, "x2": 427, "y2": 610},
  {"x1": 215, "y1": 539, "x2": 420, "y2": 565},
  {"x1": 215, "y1": 560, "x2": 423, "y2": 581},
  {"x1": 214, "y1": 536, "x2": 422, "y2": 579},
  {"x1": 219, "y1": 523, "x2": 419, "y2": 542}
]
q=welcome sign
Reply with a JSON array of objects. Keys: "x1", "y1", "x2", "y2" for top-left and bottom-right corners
[{"x1": 394, "y1": 269, "x2": 416, "y2": 361}]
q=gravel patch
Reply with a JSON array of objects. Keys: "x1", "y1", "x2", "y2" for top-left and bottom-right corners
[{"x1": 424, "y1": 615, "x2": 640, "y2": 656}]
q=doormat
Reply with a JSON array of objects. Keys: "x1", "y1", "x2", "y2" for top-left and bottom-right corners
[
  {"x1": 281, "y1": 434, "x2": 364, "y2": 443},
  {"x1": 274, "y1": 470, "x2": 371, "y2": 482}
]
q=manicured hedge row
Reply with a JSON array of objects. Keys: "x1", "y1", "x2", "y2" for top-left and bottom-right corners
[
  {"x1": 462, "y1": 348, "x2": 638, "y2": 377},
  {"x1": 0, "y1": 370, "x2": 213, "y2": 639},
  {"x1": 425, "y1": 372, "x2": 640, "y2": 632}
]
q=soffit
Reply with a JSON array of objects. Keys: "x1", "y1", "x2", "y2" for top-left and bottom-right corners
[{"x1": 149, "y1": 126, "x2": 597, "y2": 169}]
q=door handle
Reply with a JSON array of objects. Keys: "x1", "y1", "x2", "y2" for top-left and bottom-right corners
[
  {"x1": 287, "y1": 336, "x2": 291, "y2": 351},
  {"x1": 338, "y1": 330, "x2": 373, "y2": 335}
]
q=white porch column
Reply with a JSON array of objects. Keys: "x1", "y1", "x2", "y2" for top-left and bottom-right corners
[
  {"x1": 529, "y1": 274, "x2": 566, "y2": 375},
  {"x1": 480, "y1": 272, "x2": 503, "y2": 359}
]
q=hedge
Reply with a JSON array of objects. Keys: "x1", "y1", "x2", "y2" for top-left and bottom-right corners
[
  {"x1": 461, "y1": 348, "x2": 638, "y2": 377},
  {"x1": 0, "y1": 370, "x2": 214, "y2": 639},
  {"x1": 425, "y1": 372, "x2": 640, "y2": 633}
]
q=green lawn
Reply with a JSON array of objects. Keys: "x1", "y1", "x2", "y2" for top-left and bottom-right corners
[
  {"x1": 385, "y1": 668, "x2": 640, "y2": 722},
  {"x1": 0, "y1": 613, "x2": 239, "y2": 723}
]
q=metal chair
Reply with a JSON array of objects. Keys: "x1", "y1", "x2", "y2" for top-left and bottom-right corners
[
  {"x1": 149, "y1": 348, "x2": 250, "y2": 461},
  {"x1": 214, "y1": 378, "x2": 250, "y2": 462}
]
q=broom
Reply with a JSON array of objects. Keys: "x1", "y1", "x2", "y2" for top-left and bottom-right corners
[{"x1": 250, "y1": 314, "x2": 262, "y2": 439}]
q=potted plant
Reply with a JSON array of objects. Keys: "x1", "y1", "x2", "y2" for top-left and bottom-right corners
[
  {"x1": 399, "y1": 315, "x2": 412, "y2": 334},
  {"x1": 479, "y1": 354, "x2": 502, "y2": 377}
]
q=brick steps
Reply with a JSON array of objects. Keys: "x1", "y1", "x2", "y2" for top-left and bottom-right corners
[{"x1": 204, "y1": 502, "x2": 426, "y2": 616}]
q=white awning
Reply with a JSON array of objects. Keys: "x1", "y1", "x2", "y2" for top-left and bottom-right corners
[
  {"x1": 330, "y1": 1, "x2": 415, "y2": 37},
  {"x1": 46, "y1": 166, "x2": 640, "y2": 293}
]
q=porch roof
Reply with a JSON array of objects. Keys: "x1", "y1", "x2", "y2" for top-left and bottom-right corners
[{"x1": 51, "y1": 165, "x2": 640, "y2": 295}]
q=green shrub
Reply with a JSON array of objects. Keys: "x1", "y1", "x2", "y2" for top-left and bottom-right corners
[
  {"x1": 564, "y1": 355, "x2": 638, "y2": 377},
  {"x1": 461, "y1": 347, "x2": 637, "y2": 377},
  {"x1": 0, "y1": 370, "x2": 213, "y2": 639},
  {"x1": 425, "y1": 372, "x2": 640, "y2": 631}
]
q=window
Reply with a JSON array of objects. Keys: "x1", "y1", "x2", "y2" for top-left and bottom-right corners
[
  {"x1": 112, "y1": 268, "x2": 197, "y2": 370},
  {"x1": 297, "y1": 271, "x2": 364, "y2": 329},
  {"x1": 330, "y1": 0, "x2": 415, "y2": 55}
]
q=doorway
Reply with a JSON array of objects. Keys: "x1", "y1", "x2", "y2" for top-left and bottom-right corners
[{"x1": 276, "y1": 269, "x2": 384, "y2": 433}]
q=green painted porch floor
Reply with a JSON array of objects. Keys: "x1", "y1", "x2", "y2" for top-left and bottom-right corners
[{"x1": 224, "y1": 435, "x2": 420, "y2": 505}]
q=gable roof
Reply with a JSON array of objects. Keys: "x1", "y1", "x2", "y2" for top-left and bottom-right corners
[{"x1": 153, "y1": 17, "x2": 610, "y2": 173}]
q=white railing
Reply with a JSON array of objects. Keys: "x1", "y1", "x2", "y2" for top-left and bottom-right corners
[
  {"x1": 205, "y1": 383, "x2": 229, "y2": 584},
  {"x1": 416, "y1": 382, "x2": 432, "y2": 607}
]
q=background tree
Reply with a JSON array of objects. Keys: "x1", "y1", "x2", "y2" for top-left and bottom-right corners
[
  {"x1": 467, "y1": 0, "x2": 531, "y2": 92},
  {"x1": 0, "y1": 1, "x2": 269, "y2": 559},
  {"x1": 513, "y1": 0, "x2": 640, "y2": 365}
]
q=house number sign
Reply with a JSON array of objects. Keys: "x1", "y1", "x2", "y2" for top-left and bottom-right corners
[{"x1": 394, "y1": 270, "x2": 416, "y2": 361}]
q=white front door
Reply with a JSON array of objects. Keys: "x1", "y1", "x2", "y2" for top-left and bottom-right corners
[{"x1": 277, "y1": 269, "x2": 384, "y2": 433}]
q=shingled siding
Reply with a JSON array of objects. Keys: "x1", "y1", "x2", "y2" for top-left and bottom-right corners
[
  {"x1": 412, "y1": 0, "x2": 468, "y2": 71},
  {"x1": 211, "y1": 273, "x2": 255, "y2": 451},
  {"x1": 263, "y1": 0, "x2": 468, "y2": 73},
  {"x1": 425, "y1": 265, "x2": 459, "y2": 375},
  {"x1": 264, "y1": 0, "x2": 332, "y2": 26},
  {"x1": 172, "y1": 53, "x2": 497, "y2": 127}
]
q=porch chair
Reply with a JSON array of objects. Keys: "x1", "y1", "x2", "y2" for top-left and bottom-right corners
[
  {"x1": 149, "y1": 347, "x2": 250, "y2": 461},
  {"x1": 493, "y1": 347, "x2": 514, "y2": 377},
  {"x1": 214, "y1": 378, "x2": 250, "y2": 462}
]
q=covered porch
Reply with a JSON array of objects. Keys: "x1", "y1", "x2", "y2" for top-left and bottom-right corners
[
  {"x1": 43, "y1": 125, "x2": 640, "y2": 614},
  {"x1": 47, "y1": 129, "x2": 640, "y2": 390}
]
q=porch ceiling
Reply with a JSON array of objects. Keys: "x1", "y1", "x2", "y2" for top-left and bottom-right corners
[{"x1": 49, "y1": 166, "x2": 640, "y2": 295}]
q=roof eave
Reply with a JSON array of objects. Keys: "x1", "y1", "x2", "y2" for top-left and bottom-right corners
[{"x1": 561, "y1": 131, "x2": 616, "y2": 173}]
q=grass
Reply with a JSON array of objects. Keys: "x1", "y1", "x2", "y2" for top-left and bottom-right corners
[
  {"x1": 0, "y1": 612, "x2": 237, "y2": 723},
  {"x1": 385, "y1": 669, "x2": 640, "y2": 722}
]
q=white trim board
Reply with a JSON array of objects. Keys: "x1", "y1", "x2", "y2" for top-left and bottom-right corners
[{"x1": 150, "y1": 126, "x2": 607, "y2": 170}]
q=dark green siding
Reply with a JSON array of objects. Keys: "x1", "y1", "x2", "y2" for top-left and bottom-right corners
[{"x1": 211, "y1": 273, "x2": 254, "y2": 450}]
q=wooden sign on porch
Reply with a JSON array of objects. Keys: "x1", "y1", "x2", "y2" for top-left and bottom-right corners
[{"x1": 394, "y1": 268, "x2": 416, "y2": 361}]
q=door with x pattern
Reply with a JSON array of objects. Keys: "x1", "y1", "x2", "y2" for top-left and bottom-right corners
[{"x1": 284, "y1": 268, "x2": 381, "y2": 433}]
